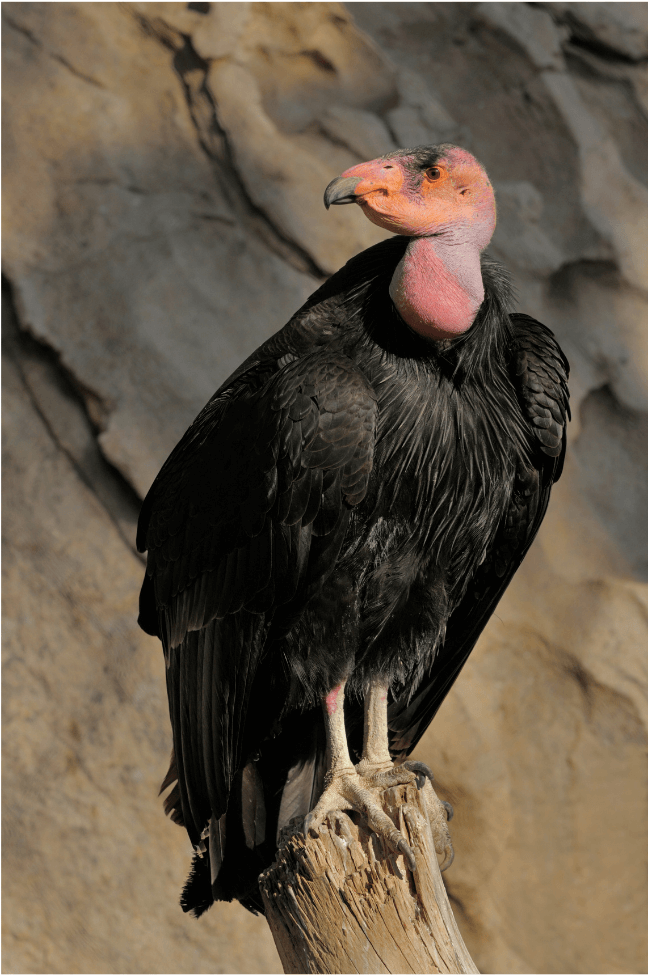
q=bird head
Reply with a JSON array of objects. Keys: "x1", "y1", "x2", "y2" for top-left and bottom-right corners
[{"x1": 324, "y1": 144, "x2": 496, "y2": 249}]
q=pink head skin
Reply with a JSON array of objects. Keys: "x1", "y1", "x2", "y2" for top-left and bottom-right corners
[
  {"x1": 325, "y1": 145, "x2": 496, "y2": 248},
  {"x1": 324, "y1": 145, "x2": 496, "y2": 340}
]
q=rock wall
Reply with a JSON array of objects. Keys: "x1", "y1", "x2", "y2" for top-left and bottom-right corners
[{"x1": 2, "y1": 3, "x2": 646, "y2": 973}]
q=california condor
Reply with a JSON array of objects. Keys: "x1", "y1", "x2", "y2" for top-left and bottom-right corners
[{"x1": 137, "y1": 144, "x2": 570, "y2": 915}]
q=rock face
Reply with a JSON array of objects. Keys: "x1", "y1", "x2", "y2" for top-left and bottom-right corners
[{"x1": 2, "y1": 3, "x2": 646, "y2": 974}]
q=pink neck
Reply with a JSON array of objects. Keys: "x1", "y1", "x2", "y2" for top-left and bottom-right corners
[{"x1": 389, "y1": 237, "x2": 484, "y2": 342}]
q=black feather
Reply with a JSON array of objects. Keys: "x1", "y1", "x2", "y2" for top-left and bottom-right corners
[
  {"x1": 137, "y1": 230, "x2": 569, "y2": 917},
  {"x1": 180, "y1": 851, "x2": 213, "y2": 918}
]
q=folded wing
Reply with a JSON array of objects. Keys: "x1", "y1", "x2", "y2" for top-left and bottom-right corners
[{"x1": 137, "y1": 350, "x2": 378, "y2": 843}]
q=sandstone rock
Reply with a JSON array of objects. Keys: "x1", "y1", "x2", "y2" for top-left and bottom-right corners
[
  {"x1": 546, "y1": 260, "x2": 648, "y2": 414},
  {"x1": 234, "y1": 2, "x2": 398, "y2": 126},
  {"x1": 2, "y1": 2, "x2": 316, "y2": 498},
  {"x1": 318, "y1": 104, "x2": 397, "y2": 160},
  {"x1": 191, "y1": 2, "x2": 252, "y2": 61},
  {"x1": 541, "y1": 69, "x2": 647, "y2": 293},
  {"x1": 474, "y1": 1, "x2": 569, "y2": 71},
  {"x1": 387, "y1": 66, "x2": 461, "y2": 148},
  {"x1": 492, "y1": 181, "x2": 565, "y2": 277},
  {"x1": 207, "y1": 59, "x2": 389, "y2": 277},
  {"x1": 572, "y1": 386, "x2": 647, "y2": 580},
  {"x1": 2, "y1": 324, "x2": 282, "y2": 975},
  {"x1": 129, "y1": 1, "x2": 208, "y2": 38},
  {"x1": 3, "y1": 2, "x2": 646, "y2": 974},
  {"x1": 543, "y1": 1, "x2": 648, "y2": 61}
]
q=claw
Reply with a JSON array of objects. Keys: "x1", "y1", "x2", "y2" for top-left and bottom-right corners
[
  {"x1": 406, "y1": 775, "x2": 455, "y2": 872},
  {"x1": 327, "y1": 810, "x2": 355, "y2": 844},
  {"x1": 302, "y1": 769, "x2": 424, "y2": 874},
  {"x1": 402, "y1": 760, "x2": 435, "y2": 790},
  {"x1": 301, "y1": 753, "x2": 455, "y2": 879},
  {"x1": 396, "y1": 834, "x2": 417, "y2": 873},
  {"x1": 439, "y1": 843, "x2": 454, "y2": 872}
]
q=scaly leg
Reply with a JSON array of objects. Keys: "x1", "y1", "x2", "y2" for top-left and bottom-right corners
[{"x1": 304, "y1": 678, "x2": 454, "y2": 871}]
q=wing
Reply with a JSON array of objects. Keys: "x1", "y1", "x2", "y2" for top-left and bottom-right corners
[
  {"x1": 137, "y1": 350, "x2": 378, "y2": 842},
  {"x1": 388, "y1": 314, "x2": 570, "y2": 757}
]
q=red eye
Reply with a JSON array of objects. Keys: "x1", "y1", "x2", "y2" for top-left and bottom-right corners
[{"x1": 426, "y1": 167, "x2": 441, "y2": 181}]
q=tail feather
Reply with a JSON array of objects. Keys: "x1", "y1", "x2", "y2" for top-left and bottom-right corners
[
  {"x1": 158, "y1": 751, "x2": 178, "y2": 795},
  {"x1": 163, "y1": 706, "x2": 333, "y2": 916},
  {"x1": 160, "y1": 751, "x2": 185, "y2": 827},
  {"x1": 276, "y1": 751, "x2": 326, "y2": 842},
  {"x1": 209, "y1": 812, "x2": 227, "y2": 887},
  {"x1": 180, "y1": 850, "x2": 213, "y2": 918}
]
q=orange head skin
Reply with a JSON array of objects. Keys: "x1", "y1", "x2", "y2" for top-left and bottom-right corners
[
  {"x1": 324, "y1": 146, "x2": 497, "y2": 341},
  {"x1": 324, "y1": 144, "x2": 496, "y2": 249}
]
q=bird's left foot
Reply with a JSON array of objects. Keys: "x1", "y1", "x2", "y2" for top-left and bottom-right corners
[
  {"x1": 363, "y1": 759, "x2": 454, "y2": 871},
  {"x1": 304, "y1": 759, "x2": 454, "y2": 872},
  {"x1": 402, "y1": 762, "x2": 454, "y2": 871}
]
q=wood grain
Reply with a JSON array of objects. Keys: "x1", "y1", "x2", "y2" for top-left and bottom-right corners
[{"x1": 260, "y1": 782, "x2": 479, "y2": 974}]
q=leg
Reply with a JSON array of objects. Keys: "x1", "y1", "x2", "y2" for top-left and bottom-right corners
[
  {"x1": 322, "y1": 681, "x2": 356, "y2": 781},
  {"x1": 356, "y1": 677, "x2": 393, "y2": 775},
  {"x1": 305, "y1": 678, "x2": 453, "y2": 872},
  {"x1": 356, "y1": 679, "x2": 455, "y2": 870},
  {"x1": 304, "y1": 679, "x2": 417, "y2": 868}
]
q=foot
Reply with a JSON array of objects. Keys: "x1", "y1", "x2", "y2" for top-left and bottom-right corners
[
  {"x1": 404, "y1": 764, "x2": 454, "y2": 872},
  {"x1": 387, "y1": 760, "x2": 454, "y2": 871},
  {"x1": 303, "y1": 760, "x2": 454, "y2": 872},
  {"x1": 304, "y1": 763, "x2": 418, "y2": 870}
]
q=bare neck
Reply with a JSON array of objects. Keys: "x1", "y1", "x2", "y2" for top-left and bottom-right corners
[{"x1": 388, "y1": 236, "x2": 484, "y2": 342}]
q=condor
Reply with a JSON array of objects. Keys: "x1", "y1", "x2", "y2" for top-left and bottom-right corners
[{"x1": 137, "y1": 144, "x2": 570, "y2": 915}]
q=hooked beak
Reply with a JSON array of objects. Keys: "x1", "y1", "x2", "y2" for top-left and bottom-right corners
[{"x1": 323, "y1": 176, "x2": 363, "y2": 209}]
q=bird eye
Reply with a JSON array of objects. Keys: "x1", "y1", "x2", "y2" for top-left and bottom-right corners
[
  {"x1": 425, "y1": 167, "x2": 442, "y2": 181},
  {"x1": 383, "y1": 165, "x2": 394, "y2": 169}
]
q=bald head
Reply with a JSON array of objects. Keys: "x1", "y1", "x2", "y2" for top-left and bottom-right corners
[{"x1": 324, "y1": 144, "x2": 496, "y2": 249}]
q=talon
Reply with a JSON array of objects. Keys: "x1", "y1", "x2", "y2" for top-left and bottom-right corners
[
  {"x1": 402, "y1": 760, "x2": 435, "y2": 788},
  {"x1": 395, "y1": 834, "x2": 417, "y2": 872},
  {"x1": 327, "y1": 810, "x2": 354, "y2": 843},
  {"x1": 439, "y1": 843, "x2": 454, "y2": 872},
  {"x1": 442, "y1": 800, "x2": 454, "y2": 822}
]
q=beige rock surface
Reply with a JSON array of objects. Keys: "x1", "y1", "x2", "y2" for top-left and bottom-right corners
[
  {"x1": 2, "y1": 3, "x2": 646, "y2": 974},
  {"x1": 2, "y1": 306, "x2": 282, "y2": 975},
  {"x1": 540, "y1": 2, "x2": 648, "y2": 61},
  {"x1": 2, "y1": 1, "x2": 316, "y2": 497}
]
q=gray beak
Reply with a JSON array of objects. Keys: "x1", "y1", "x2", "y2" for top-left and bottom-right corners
[{"x1": 323, "y1": 176, "x2": 363, "y2": 209}]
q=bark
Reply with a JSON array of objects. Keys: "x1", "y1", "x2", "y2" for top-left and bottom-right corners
[{"x1": 260, "y1": 782, "x2": 479, "y2": 975}]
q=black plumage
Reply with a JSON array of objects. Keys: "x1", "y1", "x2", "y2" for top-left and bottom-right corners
[{"x1": 137, "y1": 232, "x2": 569, "y2": 915}]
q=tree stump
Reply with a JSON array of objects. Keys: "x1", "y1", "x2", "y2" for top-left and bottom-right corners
[{"x1": 260, "y1": 781, "x2": 479, "y2": 974}]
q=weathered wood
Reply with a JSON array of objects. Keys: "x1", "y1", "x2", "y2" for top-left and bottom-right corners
[{"x1": 260, "y1": 782, "x2": 479, "y2": 974}]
